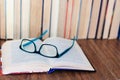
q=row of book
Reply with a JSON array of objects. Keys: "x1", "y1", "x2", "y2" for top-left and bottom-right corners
[{"x1": 0, "y1": 0, "x2": 120, "y2": 40}]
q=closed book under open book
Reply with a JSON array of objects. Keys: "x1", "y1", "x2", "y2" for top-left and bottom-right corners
[{"x1": 1, "y1": 37, "x2": 95, "y2": 74}]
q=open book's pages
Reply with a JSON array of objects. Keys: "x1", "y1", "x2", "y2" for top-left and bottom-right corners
[
  {"x1": 1, "y1": 39, "x2": 50, "y2": 74},
  {"x1": 1, "y1": 37, "x2": 95, "y2": 74}
]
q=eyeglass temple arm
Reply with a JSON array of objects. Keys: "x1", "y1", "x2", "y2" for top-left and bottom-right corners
[
  {"x1": 23, "y1": 30, "x2": 48, "y2": 47},
  {"x1": 58, "y1": 37, "x2": 76, "y2": 58}
]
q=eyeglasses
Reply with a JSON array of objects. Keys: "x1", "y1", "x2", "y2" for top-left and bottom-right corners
[{"x1": 19, "y1": 30, "x2": 75, "y2": 58}]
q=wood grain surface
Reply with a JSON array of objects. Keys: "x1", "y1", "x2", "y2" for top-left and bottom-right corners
[{"x1": 0, "y1": 39, "x2": 120, "y2": 80}]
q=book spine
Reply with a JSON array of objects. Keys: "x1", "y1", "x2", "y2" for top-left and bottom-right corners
[
  {"x1": 42, "y1": 0, "x2": 51, "y2": 39},
  {"x1": 21, "y1": 0, "x2": 30, "y2": 38},
  {"x1": 1, "y1": 0, "x2": 6, "y2": 39},
  {"x1": 88, "y1": 0, "x2": 101, "y2": 39},
  {"x1": 102, "y1": 0, "x2": 115, "y2": 39},
  {"x1": 48, "y1": 0, "x2": 52, "y2": 37},
  {"x1": 29, "y1": 0, "x2": 42, "y2": 38},
  {"x1": 64, "y1": 0, "x2": 69, "y2": 38},
  {"x1": 14, "y1": 0, "x2": 21, "y2": 39},
  {"x1": 109, "y1": 0, "x2": 120, "y2": 39},
  {"x1": 78, "y1": 0, "x2": 92, "y2": 39},
  {"x1": 70, "y1": 0, "x2": 80, "y2": 39},
  {"x1": 50, "y1": 0, "x2": 59, "y2": 37},
  {"x1": 75, "y1": 0, "x2": 82, "y2": 39},
  {"x1": 57, "y1": 0, "x2": 67, "y2": 38},
  {"x1": 41, "y1": 0, "x2": 44, "y2": 35},
  {"x1": 6, "y1": 0, "x2": 14, "y2": 39},
  {"x1": 96, "y1": 0, "x2": 108, "y2": 39},
  {"x1": 95, "y1": 0, "x2": 103, "y2": 39},
  {"x1": 65, "y1": 0, "x2": 73, "y2": 39}
]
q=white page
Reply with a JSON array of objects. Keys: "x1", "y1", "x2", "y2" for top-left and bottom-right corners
[
  {"x1": 1, "y1": 39, "x2": 51, "y2": 74},
  {"x1": 43, "y1": 37, "x2": 94, "y2": 70},
  {"x1": 2, "y1": 37, "x2": 94, "y2": 74}
]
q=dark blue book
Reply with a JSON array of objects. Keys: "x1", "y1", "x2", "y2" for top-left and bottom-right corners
[{"x1": 118, "y1": 26, "x2": 120, "y2": 39}]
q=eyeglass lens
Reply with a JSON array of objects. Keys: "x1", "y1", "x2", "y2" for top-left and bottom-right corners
[{"x1": 21, "y1": 40, "x2": 58, "y2": 57}]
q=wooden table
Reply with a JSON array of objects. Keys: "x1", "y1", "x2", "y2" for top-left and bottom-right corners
[{"x1": 0, "y1": 40, "x2": 120, "y2": 80}]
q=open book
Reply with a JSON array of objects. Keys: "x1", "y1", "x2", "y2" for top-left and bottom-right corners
[{"x1": 1, "y1": 37, "x2": 95, "y2": 74}]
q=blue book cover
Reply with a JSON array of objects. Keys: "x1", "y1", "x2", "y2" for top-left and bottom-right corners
[{"x1": 118, "y1": 26, "x2": 120, "y2": 39}]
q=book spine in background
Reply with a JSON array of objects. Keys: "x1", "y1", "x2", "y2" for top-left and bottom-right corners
[
  {"x1": 102, "y1": 0, "x2": 115, "y2": 39},
  {"x1": 29, "y1": 0, "x2": 42, "y2": 38},
  {"x1": 78, "y1": 0, "x2": 92, "y2": 39},
  {"x1": 88, "y1": 0, "x2": 101, "y2": 39},
  {"x1": 95, "y1": 0, "x2": 103, "y2": 39},
  {"x1": 70, "y1": 0, "x2": 80, "y2": 39},
  {"x1": 63, "y1": 0, "x2": 69, "y2": 38},
  {"x1": 14, "y1": 0, "x2": 21, "y2": 39},
  {"x1": 48, "y1": 0, "x2": 52, "y2": 37},
  {"x1": 57, "y1": 0, "x2": 67, "y2": 38},
  {"x1": 0, "y1": 0, "x2": 6, "y2": 39},
  {"x1": 21, "y1": 0, "x2": 30, "y2": 38},
  {"x1": 6, "y1": 0, "x2": 14, "y2": 39},
  {"x1": 43, "y1": 0, "x2": 51, "y2": 39},
  {"x1": 65, "y1": 0, "x2": 73, "y2": 39},
  {"x1": 96, "y1": 0, "x2": 108, "y2": 39},
  {"x1": 50, "y1": 0, "x2": 59, "y2": 37},
  {"x1": 75, "y1": 0, "x2": 82, "y2": 39},
  {"x1": 109, "y1": 0, "x2": 120, "y2": 39},
  {"x1": 41, "y1": 0, "x2": 44, "y2": 35}
]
